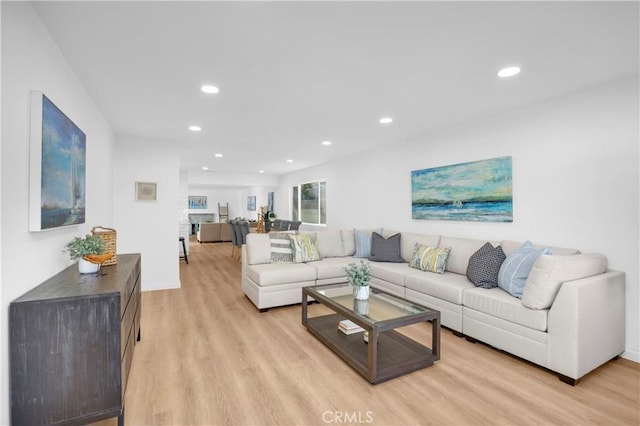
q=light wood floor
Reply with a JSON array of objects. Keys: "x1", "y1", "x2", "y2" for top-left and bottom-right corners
[{"x1": 101, "y1": 239, "x2": 639, "y2": 425}]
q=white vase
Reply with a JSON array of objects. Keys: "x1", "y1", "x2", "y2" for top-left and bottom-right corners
[
  {"x1": 354, "y1": 299, "x2": 370, "y2": 315},
  {"x1": 354, "y1": 285, "x2": 370, "y2": 300},
  {"x1": 78, "y1": 258, "x2": 100, "y2": 274}
]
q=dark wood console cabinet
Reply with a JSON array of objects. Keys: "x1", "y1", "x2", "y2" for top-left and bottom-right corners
[{"x1": 10, "y1": 253, "x2": 141, "y2": 425}]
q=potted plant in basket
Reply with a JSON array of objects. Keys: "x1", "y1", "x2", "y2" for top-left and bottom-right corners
[
  {"x1": 344, "y1": 260, "x2": 373, "y2": 300},
  {"x1": 64, "y1": 234, "x2": 109, "y2": 274}
]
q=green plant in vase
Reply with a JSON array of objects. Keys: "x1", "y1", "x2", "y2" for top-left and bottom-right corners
[
  {"x1": 344, "y1": 261, "x2": 373, "y2": 300},
  {"x1": 64, "y1": 234, "x2": 107, "y2": 274}
]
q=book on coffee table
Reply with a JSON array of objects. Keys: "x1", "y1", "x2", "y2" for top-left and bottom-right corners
[{"x1": 339, "y1": 319, "x2": 364, "y2": 335}]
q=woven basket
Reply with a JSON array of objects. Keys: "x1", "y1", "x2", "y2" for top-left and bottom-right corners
[{"x1": 91, "y1": 226, "x2": 117, "y2": 265}]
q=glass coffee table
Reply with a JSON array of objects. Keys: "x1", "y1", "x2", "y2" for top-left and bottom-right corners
[{"x1": 302, "y1": 283, "x2": 440, "y2": 384}]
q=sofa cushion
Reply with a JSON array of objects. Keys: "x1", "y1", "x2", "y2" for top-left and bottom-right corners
[
  {"x1": 368, "y1": 262, "x2": 409, "y2": 286},
  {"x1": 400, "y1": 233, "x2": 441, "y2": 263},
  {"x1": 369, "y1": 232, "x2": 403, "y2": 263},
  {"x1": 246, "y1": 262, "x2": 317, "y2": 286},
  {"x1": 246, "y1": 233, "x2": 272, "y2": 265},
  {"x1": 498, "y1": 241, "x2": 552, "y2": 298},
  {"x1": 466, "y1": 243, "x2": 506, "y2": 289},
  {"x1": 341, "y1": 229, "x2": 356, "y2": 256},
  {"x1": 463, "y1": 287, "x2": 548, "y2": 332},
  {"x1": 270, "y1": 233, "x2": 293, "y2": 263},
  {"x1": 501, "y1": 240, "x2": 580, "y2": 257},
  {"x1": 354, "y1": 228, "x2": 383, "y2": 258},
  {"x1": 290, "y1": 233, "x2": 322, "y2": 263},
  {"x1": 382, "y1": 229, "x2": 401, "y2": 238},
  {"x1": 404, "y1": 269, "x2": 474, "y2": 305},
  {"x1": 409, "y1": 244, "x2": 450, "y2": 274},
  {"x1": 316, "y1": 230, "x2": 345, "y2": 258},
  {"x1": 522, "y1": 254, "x2": 608, "y2": 310},
  {"x1": 439, "y1": 237, "x2": 488, "y2": 275},
  {"x1": 308, "y1": 257, "x2": 358, "y2": 280}
]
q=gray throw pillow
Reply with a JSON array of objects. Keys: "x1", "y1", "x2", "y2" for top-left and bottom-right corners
[
  {"x1": 270, "y1": 233, "x2": 293, "y2": 263},
  {"x1": 368, "y1": 232, "x2": 403, "y2": 263},
  {"x1": 466, "y1": 242, "x2": 506, "y2": 289}
]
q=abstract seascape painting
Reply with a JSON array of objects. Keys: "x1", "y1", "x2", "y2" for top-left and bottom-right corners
[
  {"x1": 29, "y1": 92, "x2": 86, "y2": 231},
  {"x1": 411, "y1": 156, "x2": 513, "y2": 222}
]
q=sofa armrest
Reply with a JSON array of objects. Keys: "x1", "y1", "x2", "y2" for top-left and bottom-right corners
[
  {"x1": 547, "y1": 270, "x2": 625, "y2": 380},
  {"x1": 242, "y1": 244, "x2": 248, "y2": 278}
]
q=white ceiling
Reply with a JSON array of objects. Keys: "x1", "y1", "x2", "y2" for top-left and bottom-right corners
[{"x1": 32, "y1": 1, "x2": 639, "y2": 176}]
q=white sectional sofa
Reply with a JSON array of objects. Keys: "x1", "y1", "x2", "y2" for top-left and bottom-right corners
[{"x1": 241, "y1": 229, "x2": 625, "y2": 384}]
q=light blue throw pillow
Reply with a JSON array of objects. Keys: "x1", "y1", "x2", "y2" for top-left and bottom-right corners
[
  {"x1": 498, "y1": 241, "x2": 552, "y2": 298},
  {"x1": 354, "y1": 228, "x2": 383, "y2": 258}
]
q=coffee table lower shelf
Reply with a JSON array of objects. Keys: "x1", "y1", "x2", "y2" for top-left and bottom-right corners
[{"x1": 305, "y1": 313, "x2": 436, "y2": 384}]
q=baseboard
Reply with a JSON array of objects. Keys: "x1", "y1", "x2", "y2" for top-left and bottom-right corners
[{"x1": 622, "y1": 347, "x2": 640, "y2": 363}]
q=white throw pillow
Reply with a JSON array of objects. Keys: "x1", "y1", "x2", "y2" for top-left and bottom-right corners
[{"x1": 522, "y1": 254, "x2": 608, "y2": 310}]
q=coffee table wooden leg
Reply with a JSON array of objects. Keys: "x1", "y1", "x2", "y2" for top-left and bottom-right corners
[
  {"x1": 432, "y1": 312, "x2": 441, "y2": 361},
  {"x1": 368, "y1": 329, "x2": 378, "y2": 383},
  {"x1": 301, "y1": 290, "x2": 308, "y2": 326}
]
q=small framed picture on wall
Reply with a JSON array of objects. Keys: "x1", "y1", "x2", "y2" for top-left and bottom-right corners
[
  {"x1": 188, "y1": 196, "x2": 207, "y2": 209},
  {"x1": 135, "y1": 182, "x2": 157, "y2": 201},
  {"x1": 247, "y1": 196, "x2": 256, "y2": 211},
  {"x1": 268, "y1": 192, "x2": 274, "y2": 212}
]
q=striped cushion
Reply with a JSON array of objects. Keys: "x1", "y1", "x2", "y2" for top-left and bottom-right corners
[
  {"x1": 290, "y1": 234, "x2": 321, "y2": 263},
  {"x1": 354, "y1": 228, "x2": 383, "y2": 258},
  {"x1": 498, "y1": 241, "x2": 552, "y2": 298},
  {"x1": 409, "y1": 243, "x2": 451, "y2": 274},
  {"x1": 270, "y1": 233, "x2": 293, "y2": 263}
]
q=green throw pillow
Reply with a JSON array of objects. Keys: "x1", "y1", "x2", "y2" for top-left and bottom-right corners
[
  {"x1": 290, "y1": 234, "x2": 322, "y2": 263},
  {"x1": 409, "y1": 243, "x2": 451, "y2": 274}
]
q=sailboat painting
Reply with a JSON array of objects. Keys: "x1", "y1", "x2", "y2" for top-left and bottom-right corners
[
  {"x1": 29, "y1": 92, "x2": 86, "y2": 231},
  {"x1": 411, "y1": 156, "x2": 513, "y2": 222}
]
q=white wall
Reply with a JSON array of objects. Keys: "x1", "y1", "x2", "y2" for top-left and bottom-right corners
[
  {"x1": 240, "y1": 186, "x2": 279, "y2": 221},
  {"x1": 186, "y1": 186, "x2": 242, "y2": 220},
  {"x1": 186, "y1": 171, "x2": 280, "y2": 223},
  {"x1": 113, "y1": 134, "x2": 180, "y2": 291},
  {"x1": 178, "y1": 170, "x2": 190, "y2": 252},
  {"x1": 0, "y1": 5, "x2": 4, "y2": 421},
  {"x1": 279, "y1": 77, "x2": 640, "y2": 361},
  {"x1": 0, "y1": 3, "x2": 116, "y2": 423}
]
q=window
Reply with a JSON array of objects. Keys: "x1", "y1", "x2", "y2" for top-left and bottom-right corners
[{"x1": 292, "y1": 180, "x2": 326, "y2": 225}]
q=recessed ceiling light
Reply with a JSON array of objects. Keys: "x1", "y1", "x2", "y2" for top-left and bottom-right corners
[
  {"x1": 321, "y1": 140, "x2": 332, "y2": 146},
  {"x1": 201, "y1": 166, "x2": 209, "y2": 171},
  {"x1": 286, "y1": 159, "x2": 294, "y2": 163},
  {"x1": 188, "y1": 125, "x2": 202, "y2": 132},
  {"x1": 498, "y1": 66, "x2": 521, "y2": 78},
  {"x1": 258, "y1": 170, "x2": 265, "y2": 174},
  {"x1": 201, "y1": 85, "x2": 219, "y2": 94},
  {"x1": 379, "y1": 117, "x2": 393, "y2": 124},
  {"x1": 214, "y1": 153, "x2": 223, "y2": 158}
]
